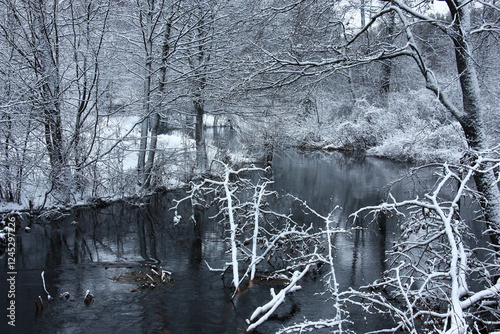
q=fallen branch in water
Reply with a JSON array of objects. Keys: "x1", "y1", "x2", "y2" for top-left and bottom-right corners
[
  {"x1": 246, "y1": 264, "x2": 310, "y2": 332},
  {"x1": 41, "y1": 271, "x2": 53, "y2": 301}
]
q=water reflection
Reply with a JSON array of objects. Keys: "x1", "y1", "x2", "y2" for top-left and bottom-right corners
[
  {"x1": 271, "y1": 150, "x2": 412, "y2": 287},
  {"x1": 1, "y1": 151, "x2": 443, "y2": 334}
]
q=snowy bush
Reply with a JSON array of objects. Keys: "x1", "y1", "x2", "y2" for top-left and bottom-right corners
[
  {"x1": 236, "y1": 108, "x2": 298, "y2": 162},
  {"x1": 283, "y1": 89, "x2": 468, "y2": 163},
  {"x1": 367, "y1": 91, "x2": 467, "y2": 163},
  {"x1": 368, "y1": 122, "x2": 467, "y2": 163},
  {"x1": 335, "y1": 103, "x2": 386, "y2": 150}
]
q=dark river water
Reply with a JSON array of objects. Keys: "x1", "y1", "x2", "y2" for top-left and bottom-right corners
[{"x1": 1, "y1": 149, "x2": 459, "y2": 334}]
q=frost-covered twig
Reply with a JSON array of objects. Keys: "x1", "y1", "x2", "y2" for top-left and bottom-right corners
[
  {"x1": 275, "y1": 198, "x2": 349, "y2": 333},
  {"x1": 204, "y1": 260, "x2": 225, "y2": 272},
  {"x1": 250, "y1": 181, "x2": 270, "y2": 281},
  {"x1": 172, "y1": 160, "x2": 313, "y2": 298},
  {"x1": 345, "y1": 154, "x2": 500, "y2": 333},
  {"x1": 275, "y1": 319, "x2": 344, "y2": 334}
]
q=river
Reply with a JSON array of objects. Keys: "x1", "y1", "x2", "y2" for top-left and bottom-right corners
[{"x1": 1, "y1": 148, "x2": 462, "y2": 334}]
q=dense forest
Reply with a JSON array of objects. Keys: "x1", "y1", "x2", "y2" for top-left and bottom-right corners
[{"x1": 0, "y1": 0, "x2": 497, "y2": 207}]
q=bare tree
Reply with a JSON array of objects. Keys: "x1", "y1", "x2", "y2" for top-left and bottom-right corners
[
  {"x1": 142, "y1": 7, "x2": 173, "y2": 188},
  {"x1": 135, "y1": 0, "x2": 165, "y2": 186},
  {"x1": 347, "y1": 147, "x2": 500, "y2": 333},
  {"x1": 0, "y1": 0, "x2": 71, "y2": 201},
  {"x1": 66, "y1": 0, "x2": 111, "y2": 193},
  {"x1": 172, "y1": 160, "x2": 351, "y2": 332},
  {"x1": 0, "y1": 0, "x2": 117, "y2": 204},
  {"x1": 178, "y1": 0, "x2": 221, "y2": 173},
  {"x1": 0, "y1": 5, "x2": 37, "y2": 204}
]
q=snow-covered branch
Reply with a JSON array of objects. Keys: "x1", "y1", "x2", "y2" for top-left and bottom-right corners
[
  {"x1": 266, "y1": 198, "x2": 349, "y2": 333},
  {"x1": 345, "y1": 151, "x2": 500, "y2": 333},
  {"x1": 246, "y1": 264, "x2": 310, "y2": 332}
]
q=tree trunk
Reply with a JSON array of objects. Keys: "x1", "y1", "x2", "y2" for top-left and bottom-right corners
[
  {"x1": 144, "y1": 112, "x2": 159, "y2": 187},
  {"x1": 37, "y1": 1, "x2": 70, "y2": 202},
  {"x1": 194, "y1": 99, "x2": 207, "y2": 173},
  {"x1": 380, "y1": 11, "x2": 395, "y2": 103},
  {"x1": 144, "y1": 19, "x2": 172, "y2": 188},
  {"x1": 360, "y1": 0, "x2": 366, "y2": 28},
  {"x1": 138, "y1": 115, "x2": 149, "y2": 184},
  {"x1": 137, "y1": 3, "x2": 154, "y2": 185},
  {"x1": 447, "y1": 0, "x2": 500, "y2": 246}
]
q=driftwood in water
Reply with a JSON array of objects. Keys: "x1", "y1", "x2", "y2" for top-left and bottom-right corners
[{"x1": 109, "y1": 265, "x2": 173, "y2": 292}]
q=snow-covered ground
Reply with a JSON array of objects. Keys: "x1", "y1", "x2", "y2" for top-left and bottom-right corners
[
  {"x1": 0, "y1": 114, "x2": 197, "y2": 212},
  {"x1": 0, "y1": 113, "x2": 254, "y2": 212}
]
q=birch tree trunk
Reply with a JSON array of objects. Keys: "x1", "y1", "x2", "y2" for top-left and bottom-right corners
[
  {"x1": 34, "y1": 0, "x2": 70, "y2": 201},
  {"x1": 144, "y1": 18, "x2": 172, "y2": 187},
  {"x1": 137, "y1": 2, "x2": 154, "y2": 185}
]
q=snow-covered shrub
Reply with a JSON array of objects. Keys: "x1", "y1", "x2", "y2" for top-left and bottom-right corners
[
  {"x1": 368, "y1": 122, "x2": 467, "y2": 163},
  {"x1": 335, "y1": 102, "x2": 387, "y2": 150},
  {"x1": 236, "y1": 108, "x2": 297, "y2": 163},
  {"x1": 389, "y1": 90, "x2": 449, "y2": 125},
  {"x1": 284, "y1": 89, "x2": 468, "y2": 163},
  {"x1": 366, "y1": 90, "x2": 468, "y2": 163}
]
